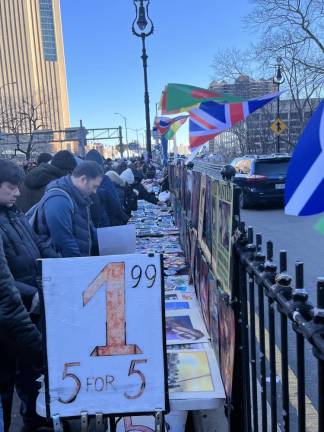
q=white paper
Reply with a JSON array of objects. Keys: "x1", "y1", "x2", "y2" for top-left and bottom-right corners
[
  {"x1": 97, "y1": 225, "x2": 136, "y2": 255},
  {"x1": 40, "y1": 254, "x2": 167, "y2": 418}
]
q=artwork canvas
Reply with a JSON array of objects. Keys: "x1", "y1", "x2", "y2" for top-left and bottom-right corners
[
  {"x1": 168, "y1": 351, "x2": 214, "y2": 393},
  {"x1": 165, "y1": 310, "x2": 209, "y2": 345},
  {"x1": 218, "y1": 293, "x2": 235, "y2": 399}
]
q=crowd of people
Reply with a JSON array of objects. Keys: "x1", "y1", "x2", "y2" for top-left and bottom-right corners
[{"x1": 0, "y1": 150, "x2": 169, "y2": 431}]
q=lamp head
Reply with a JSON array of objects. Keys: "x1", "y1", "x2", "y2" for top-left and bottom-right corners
[{"x1": 132, "y1": 0, "x2": 154, "y2": 37}]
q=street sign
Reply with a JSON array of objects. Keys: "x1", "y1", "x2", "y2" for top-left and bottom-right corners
[
  {"x1": 40, "y1": 254, "x2": 168, "y2": 418},
  {"x1": 271, "y1": 118, "x2": 287, "y2": 135}
]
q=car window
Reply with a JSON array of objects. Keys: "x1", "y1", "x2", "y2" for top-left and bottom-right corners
[
  {"x1": 235, "y1": 159, "x2": 251, "y2": 174},
  {"x1": 254, "y1": 160, "x2": 290, "y2": 176}
]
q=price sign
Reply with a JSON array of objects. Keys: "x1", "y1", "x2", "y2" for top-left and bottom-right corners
[{"x1": 40, "y1": 254, "x2": 168, "y2": 418}]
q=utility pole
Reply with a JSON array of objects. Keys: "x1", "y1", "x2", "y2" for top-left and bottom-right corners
[{"x1": 118, "y1": 126, "x2": 124, "y2": 158}]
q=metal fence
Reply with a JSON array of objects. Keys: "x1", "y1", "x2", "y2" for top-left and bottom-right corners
[
  {"x1": 234, "y1": 223, "x2": 324, "y2": 432},
  {"x1": 171, "y1": 160, "x2": 324, "y2": 432}
]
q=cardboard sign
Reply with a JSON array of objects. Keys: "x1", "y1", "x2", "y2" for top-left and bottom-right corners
[
  {"x1": 40, "y1": 254, "x2": 168, "y2": 418},
  {"x1": 97, "y1": 225, "x2": 136, "y2": 256}
]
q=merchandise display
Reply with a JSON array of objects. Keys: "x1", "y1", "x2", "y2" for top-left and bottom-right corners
[{"x1": 129, "y1": 200, "x2": 225, "y2": 414}]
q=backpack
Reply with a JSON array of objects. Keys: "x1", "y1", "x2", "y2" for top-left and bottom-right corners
[{"x1": 26, "y1": 188, "x2": 75, "y2": 233}]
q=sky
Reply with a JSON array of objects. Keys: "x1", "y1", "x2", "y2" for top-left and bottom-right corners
[{"x1": 60, "y1": 0, "x2": 254, "y2": 147}]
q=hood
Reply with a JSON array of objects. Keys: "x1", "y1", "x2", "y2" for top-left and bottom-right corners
[
  {"x1": 24, "y1": 163, "x2": 66, "y2": 189},
  {"x1": 106, "y1": 171, "x2": 126, "y2": 187},
  {"x1": 120, "y1": 168, "x2": 135, "y2": 185}
]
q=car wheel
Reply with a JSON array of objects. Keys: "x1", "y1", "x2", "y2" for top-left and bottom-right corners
[{"x1": 240, "y1": 191, "x2": 250, "y2": 209}]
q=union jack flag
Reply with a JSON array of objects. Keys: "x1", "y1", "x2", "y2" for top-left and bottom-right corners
[{"x1": 189, "y1": 91, "x2": 282, "y2": 150}]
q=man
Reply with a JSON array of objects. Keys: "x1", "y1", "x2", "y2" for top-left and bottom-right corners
[
  {"x1": 0, "y1": 160, "x2": 58, "y2": 290},
  {"x1": 85, "y1": 149, "x2": 129, "y2": 226},
  {"x1": 17, "y1": 150, "x2": 77, "y2": 212},
  {"x1": 0, "y1": 233, "x2": 44, "y2": 432},
  {"x1": 36, "y1": 161, "x2": 104, "y2": 257},
  {"x1": 0, "y1": 159, "x2": 57, "y2": 431}
]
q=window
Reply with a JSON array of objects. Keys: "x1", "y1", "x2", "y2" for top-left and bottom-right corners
[
  {"x1": 235, "y1": 159, "x2": 252, "y2": 174},
  {"x1": 39, "y1": 0, "x2": 57, "y2": 61}
]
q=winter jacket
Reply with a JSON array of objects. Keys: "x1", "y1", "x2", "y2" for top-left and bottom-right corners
[
  {"x1": 98, "y1": 176, "x2": 128, "y2": 226},
  {"x1": 134, "y1": 182, "x2": 159, "y2": 205},
  {"x1": 0, "y1": 205, "x2": 58, "y2": 287},
  {"x1": 36, "y1": 176, "x2": 97, "y2": 257},
  {"x1": 0, "y1": 235, "x2": 42, "y2": 385},
  {"x1": 17, "y1": 163, "x2": 70, "y2": 212}
]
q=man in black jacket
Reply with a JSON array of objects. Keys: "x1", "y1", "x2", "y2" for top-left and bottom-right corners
[
  {"x1": 0, "y1": 159, "x2": 57, "y2": 431},
  {"x1": 0, "y1": 234, "x2": 43, "y2": 431},
  {"x1": 17, "y1": 150, "x2": 77, "y2": 212},
  {"x1": 0, "y1": 160, "x2": 58, "y2": 288}
]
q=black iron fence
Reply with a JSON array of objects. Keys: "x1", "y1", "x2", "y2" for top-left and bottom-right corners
[{"x1": 169, "y1": 160, "x2": 324, "y2": 432}]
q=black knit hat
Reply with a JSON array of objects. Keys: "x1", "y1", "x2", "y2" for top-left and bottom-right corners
[
  {"x1": 37, "y1": 152, "x2": 52, "y2": 165},
  {"x1": 85, "y1": 149, "x2": 104, "y2": 167},
  {"x1": 52, "y1": 150, "x2": 77, "y2": 172}
]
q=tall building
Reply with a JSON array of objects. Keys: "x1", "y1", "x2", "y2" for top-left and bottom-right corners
[
  {"x1": 210, "y1": 75, "x2": 277, "y2": 100},
  {"x1": 0, "y1": 0, "x2": 70, "y2": 146}
]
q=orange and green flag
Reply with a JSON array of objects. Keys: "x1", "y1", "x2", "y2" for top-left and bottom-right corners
[{"x1": 159, "y1": 83, "x2": 243, "y2": 114}]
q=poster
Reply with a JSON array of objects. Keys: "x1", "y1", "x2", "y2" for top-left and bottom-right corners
[
  {"x1": 191, "y1": 171, "x2": 201, "y2": 230},
  {"x1": 201, "y1": 176, "x2": 213, "y2": 259},
  {"x1": 167, "y1": 348, "x2": 225, "y2": 403},
  {"x1": 40, "y1": 254, "x2": 168, "y2": 418},
  {"x1": 211, "y1": 181, "x2": 218, "y2": 276},
  {"x1": 208, "y1": 273, "x2": 220, "y2": 364},
  {"x1": 215, "y1": 181, "x2": 234, "y2": 295},
  {"x1": 218, "y1": 293, "x2": 235, "y2": 399},
  {"x1": 198, "y1": 256, "x2": 210, "y2": 331},
  {"x1": 168, "y1": 351, "x2": 214, "y2": 393},
  {"x1": 197, "y1": 174, "x2": 207, "y2": 243},
  {"x1": 165, "y1": 310, "x2": 209, "y2": 345}
]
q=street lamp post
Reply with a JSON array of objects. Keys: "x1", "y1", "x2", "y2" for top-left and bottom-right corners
[
  {"x1": 114, "y1": 112, "x2": 129, "y2": 158},
  {"x1": 132, "y1": 0, "x2": 154, "y2": 160},
  {"x1": 129, "y1": 127, "x2": 144, "y2": 156},
  {"x1": 273, "y1": 57, "x2": 285, "y2": 153}
]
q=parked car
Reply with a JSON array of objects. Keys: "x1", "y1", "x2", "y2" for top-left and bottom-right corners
[{"x1": 231, "y1": 154, "x2": 291, "y2": 208}]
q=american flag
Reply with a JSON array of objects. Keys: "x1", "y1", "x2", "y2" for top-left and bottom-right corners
[{"x1": 189, "y1": 92, "x2": 282, "y2": 150}]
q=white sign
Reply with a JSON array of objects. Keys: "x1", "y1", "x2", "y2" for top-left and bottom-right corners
[
  {"x1": 97, "y1": 225, "x2": 136, "y2": 256},
  {"x1": 41, "y1": 254, "x2": 167, "y2": 418}
]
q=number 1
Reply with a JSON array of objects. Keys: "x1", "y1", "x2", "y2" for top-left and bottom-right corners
[{"x1": 83, "y1": 263, "x2": 142, "y2": 356}]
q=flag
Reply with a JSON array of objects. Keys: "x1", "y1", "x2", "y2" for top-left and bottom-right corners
[
  {"x1": 285, "y1": 100, "x2": 324, "y2": 216},
  {"x1": 315, "y1": 217, "x2": 324, "y2": 235},
  {"x1": 189, "y1": 91, "x2": 282, "y2": 150},
  {"x1": 160, "y1": 83, "x2": 242, "y2": 115},
  {"x1": 154, "y1": 115, "x2": 188, "y2": 140}
]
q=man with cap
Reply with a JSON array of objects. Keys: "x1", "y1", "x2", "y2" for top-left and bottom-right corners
[
  {"x1": 85, "y1": 149, "x2": 129, "y2": 226},
  {"x1": 17, "y1": 150, "x2": 77, "y2": 212}
]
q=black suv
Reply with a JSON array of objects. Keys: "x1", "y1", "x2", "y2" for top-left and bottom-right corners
[{"x1": 231, "y1": 154, "x2": 291, "y2": 208}]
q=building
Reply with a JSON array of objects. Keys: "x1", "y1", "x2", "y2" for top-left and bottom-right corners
[
  {"x1": 209, "y1": 76, "x2": 318, "y2": 157},
  {"x1": 210, "y1": 75, "x2": 277, "y2": 100},
  {"x1": 0, "y1": 0, "x2": 70, "y2": 153}
]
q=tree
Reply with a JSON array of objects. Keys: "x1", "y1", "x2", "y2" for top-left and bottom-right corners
[
  {"x1": 245, "y1": 0, "x2": 324, "y2": 75},
  {"x1": 0, "y1": 97, "x2": 50, "y2": 160}
]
